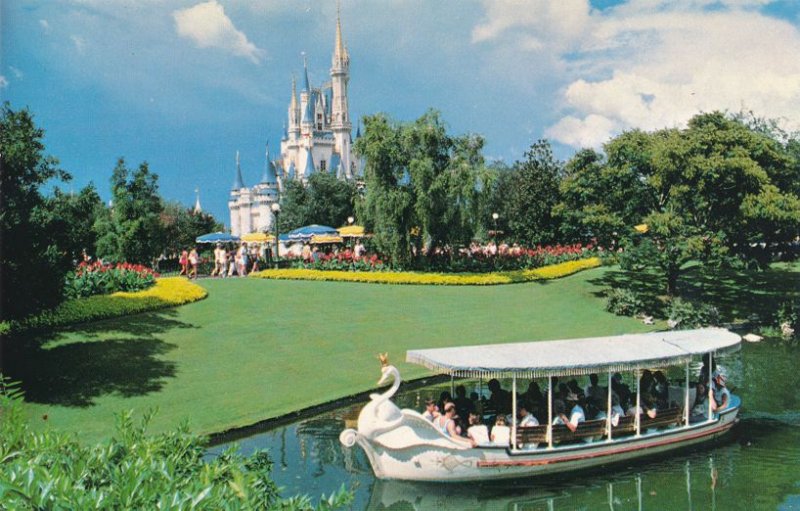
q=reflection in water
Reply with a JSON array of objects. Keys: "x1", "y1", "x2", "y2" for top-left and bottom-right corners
[{"x1": 210, "y1": 341, "x2": 800, "y2": 510}]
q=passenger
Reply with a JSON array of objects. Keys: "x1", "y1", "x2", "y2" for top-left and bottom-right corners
[
  {"x1": 490, "y1": 415, "x2": 511, "y2": 446},
  {"x1": 436, "y1": 403, "x2": 471, "y2": 445},
  {"x1": 596, "y1": 394, "x2": 625, "y2": 426},
  {"x1": 522, "y1": 381, "x2": 544, "y2": 411},
  {"x1": 690, "y1": 382, "x2": 710, "y2": 423},
  {"x1": 487, "y1": 379, "x2": 512, "y2": 416},
  {"x1": 559, "y1": 392, "x2": 586, "y2": 432},
  {"x1": 466, "y1": 413, "x2": 490, "y2": 446},
  {"x1": 711, "y1": 370, "x2": 730, "y2": 413},
  {"x1": 437, "y1": 391, "x2": 453, "y2": 414},
  {"x1": 584, "y1": 373, "x2": 605, "y2": 404},
  {"x1": 653, "y1": 371, "x2": 670, "y2": 409},
  {"x1": 518, "y1": 404, "x2": 539, "y2": 427},
  {"x1": 612, "y1": 373, "x2": 632, "y2": 410},
  {"x1": 699, "y1": 353, "x2": 717, "y2": 386},
  {"x1": 453, "y1": 385, "x2": 474, "y2": 422},
  {"x1": 422, "y1": 398, "x2": 439, "y2": 422}
]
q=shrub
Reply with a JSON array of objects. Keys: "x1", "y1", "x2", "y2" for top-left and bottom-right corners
[
  {"x1": 0, "y1": 376, "x2": 351, "y2": 510},
  {"x1": 251, "y1": 257, "x2": 602, "y2": 286},
  {"x1": 666, "y1": 298, "x2": 720, "y2": 329},
  {"x1": 2, "y1": 277, "x2": 207, "y2": 334},
  {"x1": 64, "y1": 261, "x2": 158, "y2": 299},
  {"x1": 605, "y1": 288, "x2": 646, "y2": 316},
  {"x1": 776, "y1": 299, "x2": 798, "y2": 339}
]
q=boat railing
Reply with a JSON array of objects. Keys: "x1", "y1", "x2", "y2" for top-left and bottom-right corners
[{"x1": 515, "y1": 406, "x2": 685, "y2": 448}]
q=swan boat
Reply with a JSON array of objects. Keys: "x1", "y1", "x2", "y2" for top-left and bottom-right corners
[{"x1": 339, "y1": 328, "x2": 742, "y2": 482}]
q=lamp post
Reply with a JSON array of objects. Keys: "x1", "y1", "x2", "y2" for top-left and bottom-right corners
[
  {"x1": 347, "y1": 215, "x2": 355, "y2": 250},
  {"x1": 271, "y1": 202, "x2": 281, "y2": 269}
]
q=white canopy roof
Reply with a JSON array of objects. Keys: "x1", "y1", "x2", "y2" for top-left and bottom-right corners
[{"x1": 406, "y1": 328, "x2": 741, "y2": 378}]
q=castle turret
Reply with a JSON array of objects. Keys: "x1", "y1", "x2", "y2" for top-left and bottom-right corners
[{"x1": 330, "y1": 6, "x2": 352, "y2": 178}]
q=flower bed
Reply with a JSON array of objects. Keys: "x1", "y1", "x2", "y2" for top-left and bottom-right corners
[
  {"x1": 250, "y1": 257, "x2": 601, "y2": 286},
  {"x1": 1, "y1": 277, "x2": 207, "y2": 335},
  {"x1": 64, "y1": 261, "x2": 159, "y2": 299}
]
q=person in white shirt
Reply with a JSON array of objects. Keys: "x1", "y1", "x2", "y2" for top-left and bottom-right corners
[
  {"x1": 558, "y1": 392, "x2": 585, "y2": 432},
  {"x1": 466, "y1": 413, "x2": 490, "y2": 446},
  {"x1": 491, "y1": 415, "x2": 510, "y2": 446},
  {"x1": 518, "y1": 404, "x2": 539, "y2": 427},
  {"x1": 422, "y1": 398, "x2": 440, "y2": 422}
]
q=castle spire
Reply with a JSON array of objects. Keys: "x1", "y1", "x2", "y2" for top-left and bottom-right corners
[
  {"x1": 333, "y1": 0, "x2": 348, "y2": 65},
  {"x1": 302, "y1": 54, "x2": 310, "y2": 93},
  {"x1": 232, "y1": 150, "x2": 245, "y2": 190},
  {"x1": 194, "y1": 188, "x2": 202, "y2": 213}
]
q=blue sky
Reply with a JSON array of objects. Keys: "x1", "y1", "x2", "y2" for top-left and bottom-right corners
[{"x1": 3, "y1": 0, "x2": 799, "y2": 225}]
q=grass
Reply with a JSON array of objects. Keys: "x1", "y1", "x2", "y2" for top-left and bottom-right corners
[{"x1": 4, "y1": 262, "x2": 797, "y2": 443}]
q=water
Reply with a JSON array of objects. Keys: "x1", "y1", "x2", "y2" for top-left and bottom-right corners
[{"x1": 209, "y1": 340, "x2": 800, "y2": 510}]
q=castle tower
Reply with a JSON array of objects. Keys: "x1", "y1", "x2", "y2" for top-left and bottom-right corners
[{"x1": 330, "y1": 5, "x2": 352, "y2": 178}]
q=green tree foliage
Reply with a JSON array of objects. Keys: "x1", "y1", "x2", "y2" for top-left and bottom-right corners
[
  {"x1": 556, "y1": 144, "x2": 653, "y2": 247},
  {"x1": 44, "y1": 184, "x2": 104, "y2": 263},
  {"x1": 161, "y1": 201, "x2": 223, "y2": 256},
  {"x1": 0, "y1": 104, "x2": 72, "y2": 320},
  {"x1": 355, "y1": 110, "x2": 485, "y2": 267},
  {"x1": 95, "y1": 158, "x2": 165, "y2": 265},
  {"x1": 490, "y1": 140, "x2": 562, "y2": 245},
  {"x1": 278, "y1": 173, "x2": 356, "y2": 232},
  {"x1": 0, "y1": 378, "x2": 352, "y2": 510},
  {"x1": 610, "y1": 112, "x2": 800, "y2": 295}
]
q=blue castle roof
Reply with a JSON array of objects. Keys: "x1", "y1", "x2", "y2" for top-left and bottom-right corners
[
  {"x1": 287, "y1": 160, "x2": 296, "y2": 180},
  {"x1": 261, "y1": 145, "x2": 277, "y2": 184},
  {"x1": 303, "y1": 150, "x2": 315, "y2": 179}
]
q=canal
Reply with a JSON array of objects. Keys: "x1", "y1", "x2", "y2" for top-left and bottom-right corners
[{"x1": 209, "y1": 339, "x2": 800, "y2": 510}]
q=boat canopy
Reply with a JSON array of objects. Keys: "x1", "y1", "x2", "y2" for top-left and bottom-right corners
[{"x1": 406, "y1": 328, "x2": 741, "y2": 378}]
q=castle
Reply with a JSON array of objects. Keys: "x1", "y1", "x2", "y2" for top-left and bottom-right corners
[{"x1": 228, "y1": 11, "x2": 358, "y2": 236}]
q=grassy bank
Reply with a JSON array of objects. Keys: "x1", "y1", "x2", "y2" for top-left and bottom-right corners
[{"x1": 3, "y1": 266, "x2": 655, "y2": 443}]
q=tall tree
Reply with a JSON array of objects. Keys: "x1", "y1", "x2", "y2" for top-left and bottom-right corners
[
  {"x1": 44, "y1": 184, "x2": 104, "y2": 264},
  {"x1": 160, "y1": 201, "x2": 223, "y2": 256},
  {"x1": 355, "y1": 110, "x2": 485, "y2": 266},
  {"x1": 0, "y1": 104, "x2": 72, "y2": 320},
  {"x1": 95, "y1": 159, "x2": 165, "y2": 265},
  {"x1": 491, "y1": 140, "x2": 562, "y2": 245}
]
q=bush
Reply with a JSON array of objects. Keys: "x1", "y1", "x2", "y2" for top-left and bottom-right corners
[
  {"x1": 605, "y1": 288, "x2": 646, "y2": 316},
  {"x1": 1, "y1": 277, "x2": 207, "y2": 334},
  {"x1": 666, "y1": 298, "x2": 720, "y2": 329},
  {"x1": 251, "y1": 257, "x2": 602, "y2": 285},
  {"x1": 64, "y1": 261, "x2": 158, "y2": 299},
  {"x1": 776, "y1": 299, "x2": 799, "y2": 338},
  {"x1": 0, "y1": 377, "x2": 351, "y2": 510}
]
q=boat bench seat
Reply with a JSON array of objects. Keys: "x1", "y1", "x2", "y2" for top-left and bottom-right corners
[
  {"x1": 516, "y1": 418, "x2": 607, "y2": 446},
  {"x1": 613, "y1": 407, "x2": 684, "y2": 435}
]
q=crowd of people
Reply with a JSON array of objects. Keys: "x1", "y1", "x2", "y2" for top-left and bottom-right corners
[{"x1": 419, "y1": 365, "x2": 732, "y2": 448}]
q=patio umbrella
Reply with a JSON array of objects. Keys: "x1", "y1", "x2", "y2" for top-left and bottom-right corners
[
  {"x1": 337, "y1": 225, "x2": 367, "y2": 238},
  {"x1": 196, "y1": 232, "x2": 241, "y2": 244},
  {"x1": 310, "y1": 234, "x2": 344, "y2": 244},
  {"x1": 287, "y1": 224, "x2": 338, "y2": 242},
  {"x1": 241, "y1": 232, "x2": 275, "y2": 243}
]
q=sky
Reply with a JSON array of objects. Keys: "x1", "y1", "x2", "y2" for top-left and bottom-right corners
[{"x1": 3, "y1": 0, "x2": 800, "y2": 225}]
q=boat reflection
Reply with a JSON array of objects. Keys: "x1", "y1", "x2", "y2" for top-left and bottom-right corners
[{"x1": 366, "y1": 457, "x2": 725, "y2": 511}]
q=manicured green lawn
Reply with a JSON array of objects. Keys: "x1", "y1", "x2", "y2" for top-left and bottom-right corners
[{"x1": 5, "y1": 262, "x2": 795, "y2": 443}]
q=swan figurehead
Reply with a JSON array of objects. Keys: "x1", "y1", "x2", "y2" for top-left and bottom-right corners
[{"x1": 358, "y1": 353, "x2": 403, "y2": 438}]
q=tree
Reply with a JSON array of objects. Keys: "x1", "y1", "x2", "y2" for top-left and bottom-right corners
[
  {"x1": 0, "y1": 104, "x2": 72, "y2": 320},
  {"x1": 616, "y1": 112, "x2": 800, "y2": 295},
  {"x1": 355, "y1": 110, "x2": 485, "y2": 267},
  {"x1": 95, "y1": 159, "x2": 165, "y2": 265},
  {"x1": 160, "y1": 202, "x2": 223, "y2": 256},
  {"x1": 491, "y1": 140, "x2": 562, "y2": 245},
  {"x1": 44, "y1": 184, "x2": 104, "y2": 263}
]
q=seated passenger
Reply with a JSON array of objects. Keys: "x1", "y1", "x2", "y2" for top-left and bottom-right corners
[
  {"x1": 711, "y1": 370, "x2": 730, "y2": 413},
  {"x1": 422, "y1": 398, "x2": 440, "y2": 422},
  {"x1": 595, "y1": 394, "x2": 625, "y2": 426},
  {"x1": 559, "y1": 392, "x2": 586, "y2": 432},
  {"x1": 466, "y1": 413, "x2": 490, "y2": 446},
  {"x1": 653, "y1": 371, "x2": 670, "y2": 409},
  {"x1": 518, "y1": 404, "x2": 539, "y2": 427},
  {"x1": 453, "y1": 385, "x2": 475, "y2": 423},
  {"x1": 690, "y1": 382, "x2": 710, "y2": 423},
  {"x1": 436, "y1": 403, "x2": 471, "y2": 445},
  {"x1": 488, "y1": 379, "x2": 512, "y2": 416},
  {"x1": 612, "y1": 373, "x2": 632, "y2": 410},
  {"x1": 491, "y1": 416, "x2": 511, "y2": 446}
]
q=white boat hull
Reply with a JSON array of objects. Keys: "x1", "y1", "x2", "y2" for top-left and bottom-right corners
[{"x1": 343, "y1": 405, "x2": 739, "y2": 482}]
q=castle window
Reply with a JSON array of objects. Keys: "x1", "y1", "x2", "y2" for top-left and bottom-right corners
[{"x1": 320, "y1": 160, "x2": 327, "y2": 171}]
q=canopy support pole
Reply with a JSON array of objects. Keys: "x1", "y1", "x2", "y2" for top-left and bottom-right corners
[
  {"x1": 450, "y1": 375, "x2": 455, "y2": 398},
  {"x1": 606, "y1": 371, "x2": 613, "y2": 442},
  {"x1": 684, "y1": 360, "x2": 690, "y2": 427},
  {"x1": 708, "y1": 352, "x2": 714, "y2": 422},
  {"x1": 635, "y1": 369, "x2": 641, "y2": 437},
  {"x1": 511, "y1": 374, "x2": 518, "y2": 450},
  {"x1": 547, "y1": 376, "x2": 553, "y2": 449}
]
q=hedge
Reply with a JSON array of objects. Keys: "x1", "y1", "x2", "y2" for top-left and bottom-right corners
[
  {"x1": 249, "y1": 257, "x2": 602, "y2": 286},
  {"x1": 0, "y1": 277, "x2": 207, "y2": 335}
]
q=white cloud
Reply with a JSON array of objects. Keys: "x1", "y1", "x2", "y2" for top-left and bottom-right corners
[
  {"x1": 71, "y1": 35, "x2": 86, "y2": 54},
  {"x1": 475, "y1": 1, "x2": 800, "y2": 148},
  {"x1": 9, "y1": 66, "x2": 23, "y2": 79},
  {"x1": 173, "y1": 1, "x2": 265, "y2": 64},
  {"x1": 472, "y1": 0, "x2": 591, "y2": 51},
  {"x1": 0, "y1": 75, "x2": 8, "y2": 88},
  {"x1": 39, "y1": 19, "x2": 51, "y2": 33}
]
